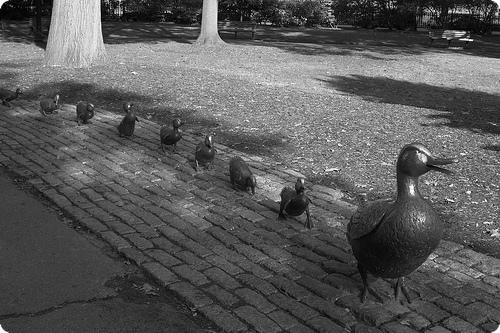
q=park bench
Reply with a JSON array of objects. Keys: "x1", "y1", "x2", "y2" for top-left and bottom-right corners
[
  {"x1": 428, "y1": 29, "x2": 474, "y2": 47},
  {"x1": 218, "y1": 21, "x2": 257, "y2": 39}
]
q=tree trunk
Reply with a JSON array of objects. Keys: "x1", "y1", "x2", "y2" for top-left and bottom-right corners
[
  {"x1": 196, "y1": 0, "x2": 224, "y2": 46},
  {"x1": 45, "y1": 0, "x2": 106, "y2": 68}
]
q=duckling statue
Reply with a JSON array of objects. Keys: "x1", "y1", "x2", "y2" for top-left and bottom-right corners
[
  {"x1": 0, "y1": 88, "x2": 22, "y2": 107},
  {"x1": 347, "y1": 143, "x2": 457, "y2": 303},
  {"x1": 279, "y1": 178, "x2": 312, "y2": 229},
  {"x1": 76, "y1": 101, "x2": 95, "y2": 125},
  {"x1": 229, "y1": 156, "x2": 257, "y2": 195},
  {"x1": 195, "y1": 135, "x2": 216, "y2": 170},
  {"x1": 160, "y1": 118, "x2": 183, "y2": 153},
  {"x1": 39, "y1": 94, "x2": 60, "y2": 116},
  {"x1": 117, "y1": 102, "x2": 139, "y2": 137}
]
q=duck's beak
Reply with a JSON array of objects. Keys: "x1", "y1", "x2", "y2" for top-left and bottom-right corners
[{"x1": 427, "y1": 156, "x2": 458, "y2": 175}]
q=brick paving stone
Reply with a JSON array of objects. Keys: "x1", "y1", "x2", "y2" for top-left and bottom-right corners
[
  {"x1": 233, "y1": 243, "x2": 269, "y2": 263},
  {"x1": 424, "y1": 327, "x2": 452, "y2": 333},
  {"x1": 107, "y1": 220, "x2": 136, "y2": 235},
  {"x1": 399, "y1": 312, "x2": 431, "y2": 331},
  {"x1": 306, "y1": 316, "x2": 346, "y2": 333},
  {"x1": 433, "y1": 296, "x2": 467, "y2": 317},
  {"x1": 261, "y1": 258, "x2": 296, "y2": 277},
  {"x1": 183, "y1": 239, "x2": 213, "y2": 258},
  {"x1": 296, "y1": 275, "x2": 346, "y2": 301},
  {"x1": 234, "y1": 305, "x2": 282, "y2": 333},
  {"x1": 146, "y1": 249, "x2": 182, "y2": 267},
  {"x1": 142, "y1": 262, "x2": 179, "y2": 286},
  {"x1": 458, "y1": 301, "x2": 500, "y2": 326},
  {"x1": 287, "y1": 323, "x2": 316, "y2": 333},
  {"x1": 124, "y1": 233, "x2": 155, "y2": 250},
  {"x1": 268, "y1": 275, "x2": 310, "y2": 301},
  {"x1": 408, "y1": 300, "x2": 450, "y2": 324},
  {"x1": 442, "y1": 316, "x2": 482, "y2": 333},
  {"x1": 352, "y1": 324, "x2": 383, "y2": 333},
  {"x1": 237, "y1": 274, "x2": 277, "y2": 296},
  {"x1": 268, "y1": 292, "x2": 319, "y2": 322},
  {"x1": 175, "y1": 250, "x2": 212, "y2": 270},
  {"x1": 151, "y1": 237, "x2": 183, "y2": 253},
  {"x1": 481, "y1": 321, "x2": 500, "y2": 332},
  {"x1": 237, "y1": 257, "x2": 273, "y2": 279},
  {"x1": 172, "y1": 264, "x2": 210, "y2": 286},
  {"x1": 381, "y1": 322, "x2": 419, "y2": 333},
  {"x1": 322, "y1": 260, "x2": 358, "y2": 276},
  {"x1": 235, "y1": 288, "x2": 277, "y2": 314},
  {"x1": 168, "y1": 281, "x2": 213, "y2": 309},
  {"x1": 100, "y1": 230, "x2": 131, "y2": 250},
  {"x1": 231, "y1": 229, "x2": 264, "y2": 245},
  {"x1": 255, "y1": 244, "x2": 294, "y2": 263},
  {"x1": 268, "y1": 310, "x2": 301, "y2": 330},
  {"x1": 206, "y1": 255, "x2": 244, "y2": 275},
  {"x1": 78, "y1": 216, "x2": 108, "y2": 233},
  {"x1": 158, "y1": 225, "x2": 188, "y2": 243},
  {"x1": 204, "y1": 284, "x2": 241, "y2": 307},
  {"x1": 198, "y1": 304, "x2": 248, "y2": 333},
  {"x1": 301, "y1": 295, "x2": 356, "y2": 329},
  {"x1": 324, "y1": 274, "x2": 360, "y2": 294},
  {"x1": 205, "y1": 267, "x2": 242, "y2": 290},
  {"x1": 208, "y1": 226, "x2": 241, "y2": 246},
  {"x1": 131, "y1": 223, "x2": 159, "y2": 238},
  {"x1": 119, "y1": 247, "x2": 150, "y2": 266}
]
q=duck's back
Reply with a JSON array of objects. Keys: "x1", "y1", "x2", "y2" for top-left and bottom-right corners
[
  {"x1": 349, "y1": 197, "x2": 442, "y2": 278},
  {"x1": 196, "y1": 143, "x2": 215, "y2": 164},
  {"x1": 282, "y1": 189, "x2": 309, "y2": 216},
  {"x1": 118, "y1": 114, "x2": 137, "y2": 136},
  {"x1": 230, "y1": 157, "x2": 251, "y2": 188},
  {"x1": 160, "y1": 126, "x2": 181, "y2": 145}
]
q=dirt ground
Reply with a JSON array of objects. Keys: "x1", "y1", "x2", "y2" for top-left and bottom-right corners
[{"x1": 1, "y1": 21, "x2": 499, "y2": 258}]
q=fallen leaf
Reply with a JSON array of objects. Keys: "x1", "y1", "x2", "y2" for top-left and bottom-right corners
[{"x1": 490, "y1": 229, "x2": 500, "y2": 238}]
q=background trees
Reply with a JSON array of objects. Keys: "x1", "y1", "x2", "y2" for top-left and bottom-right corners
[{"x1": 0, "y1": 0, "x2": 498, "y2": 33}]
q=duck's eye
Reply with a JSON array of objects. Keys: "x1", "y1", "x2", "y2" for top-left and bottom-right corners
[{"x1": 416, "y1": 151, "x2": 427, "y2": 163}]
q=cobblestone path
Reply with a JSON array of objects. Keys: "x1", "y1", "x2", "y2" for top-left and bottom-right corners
[{"x1": 1, "y1": 102, "x2": 499, "y2": 333}]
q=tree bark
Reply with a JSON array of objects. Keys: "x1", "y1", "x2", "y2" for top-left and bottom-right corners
[
  {"x1": 45, "y1": 0, "x2": 106, "y2": 68},
  {"x1": 196, "y1": 0, "x2": 224, "y2": 45}
]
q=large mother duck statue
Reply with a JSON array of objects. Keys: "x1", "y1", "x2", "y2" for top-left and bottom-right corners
[{"x1": 347, "y1": 143, "x2": 457, "y2": 303}]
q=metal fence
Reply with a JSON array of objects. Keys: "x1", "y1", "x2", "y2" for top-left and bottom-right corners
[{"x1": 416, "y1": 12, "x2": 500, "y2": 32}]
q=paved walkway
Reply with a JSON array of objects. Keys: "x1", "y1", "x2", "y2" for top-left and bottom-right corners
[{"x1": 1, "y1": 101, "x2": 499, "y2": 333}]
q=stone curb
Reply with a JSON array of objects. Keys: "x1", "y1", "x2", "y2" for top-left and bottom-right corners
[{"x1": 1, "y1": 101, "x2": 499, "y2": 333}]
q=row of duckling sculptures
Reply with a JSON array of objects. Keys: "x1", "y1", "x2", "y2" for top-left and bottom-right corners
[{"x1": 2, "y1": 89, "x2": 458, "y2": 304}]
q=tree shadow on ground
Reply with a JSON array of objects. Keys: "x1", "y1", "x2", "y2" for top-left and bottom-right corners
[
  {"x1": 223, "y1": 27, "x2": 500, "y2": 59},
  {"x1": 4, "y1": 20, "x2": 499, "y2": 59},
  {"x1": 102, "y1": 22, "x2": 196, "y2": 45},
  {"x1": 21, "y1": 80, "x2": 287, "y2": 155},
  {"x1": 0, "y1": 20, "x2": 47, "y2": 48},
  {"x1": 320, "y1": 75, "x2": 500, "y2": 135},
  {"x1": 0, "y1": 62, "x2": 24, "y2": 81}
]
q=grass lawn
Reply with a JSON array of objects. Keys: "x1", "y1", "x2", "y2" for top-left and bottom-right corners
[{"x1": 1, "y1": 21, "x2": 499, "y2": 257}]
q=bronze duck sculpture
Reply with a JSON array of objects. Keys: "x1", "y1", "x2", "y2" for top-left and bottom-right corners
[
  {"x1": 118, "y1": 102, "x2": 139, "y2": 137},
  {"x1": 229, "y1": 156, "x2": 257, "y2": 195},
  {"x1": 39, "y1": 94, "x2": 60, "y2": 116},
  {"x1": 347, "y1": 143, "x2": 457, "y2": 303},
  {"x1": 279, "y1": 178, "x2": 312, "y2": 229},
  {"x1": 0, "y1": 88, "x2": 22, "y2": 107},
  {"x1": 160, "y1": 118, "x2": 183, "y2": 153},
  {"x1": 195, "y1": 135, "x2": 216, "y2": 170},
  {"x1": 76, "y1": 101, "x2": 95, "y2": 125}
]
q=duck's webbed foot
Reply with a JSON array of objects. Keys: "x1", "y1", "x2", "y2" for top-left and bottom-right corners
[
  {"x1": 395, "y1": 277, "x2": 412, "y2": 304},
  {"x1": 359, "y1": 263, "x2": 383, "y2": 303},
  {"x1": 305, "y1": 207, "x2": 313, "y2": 229}
]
